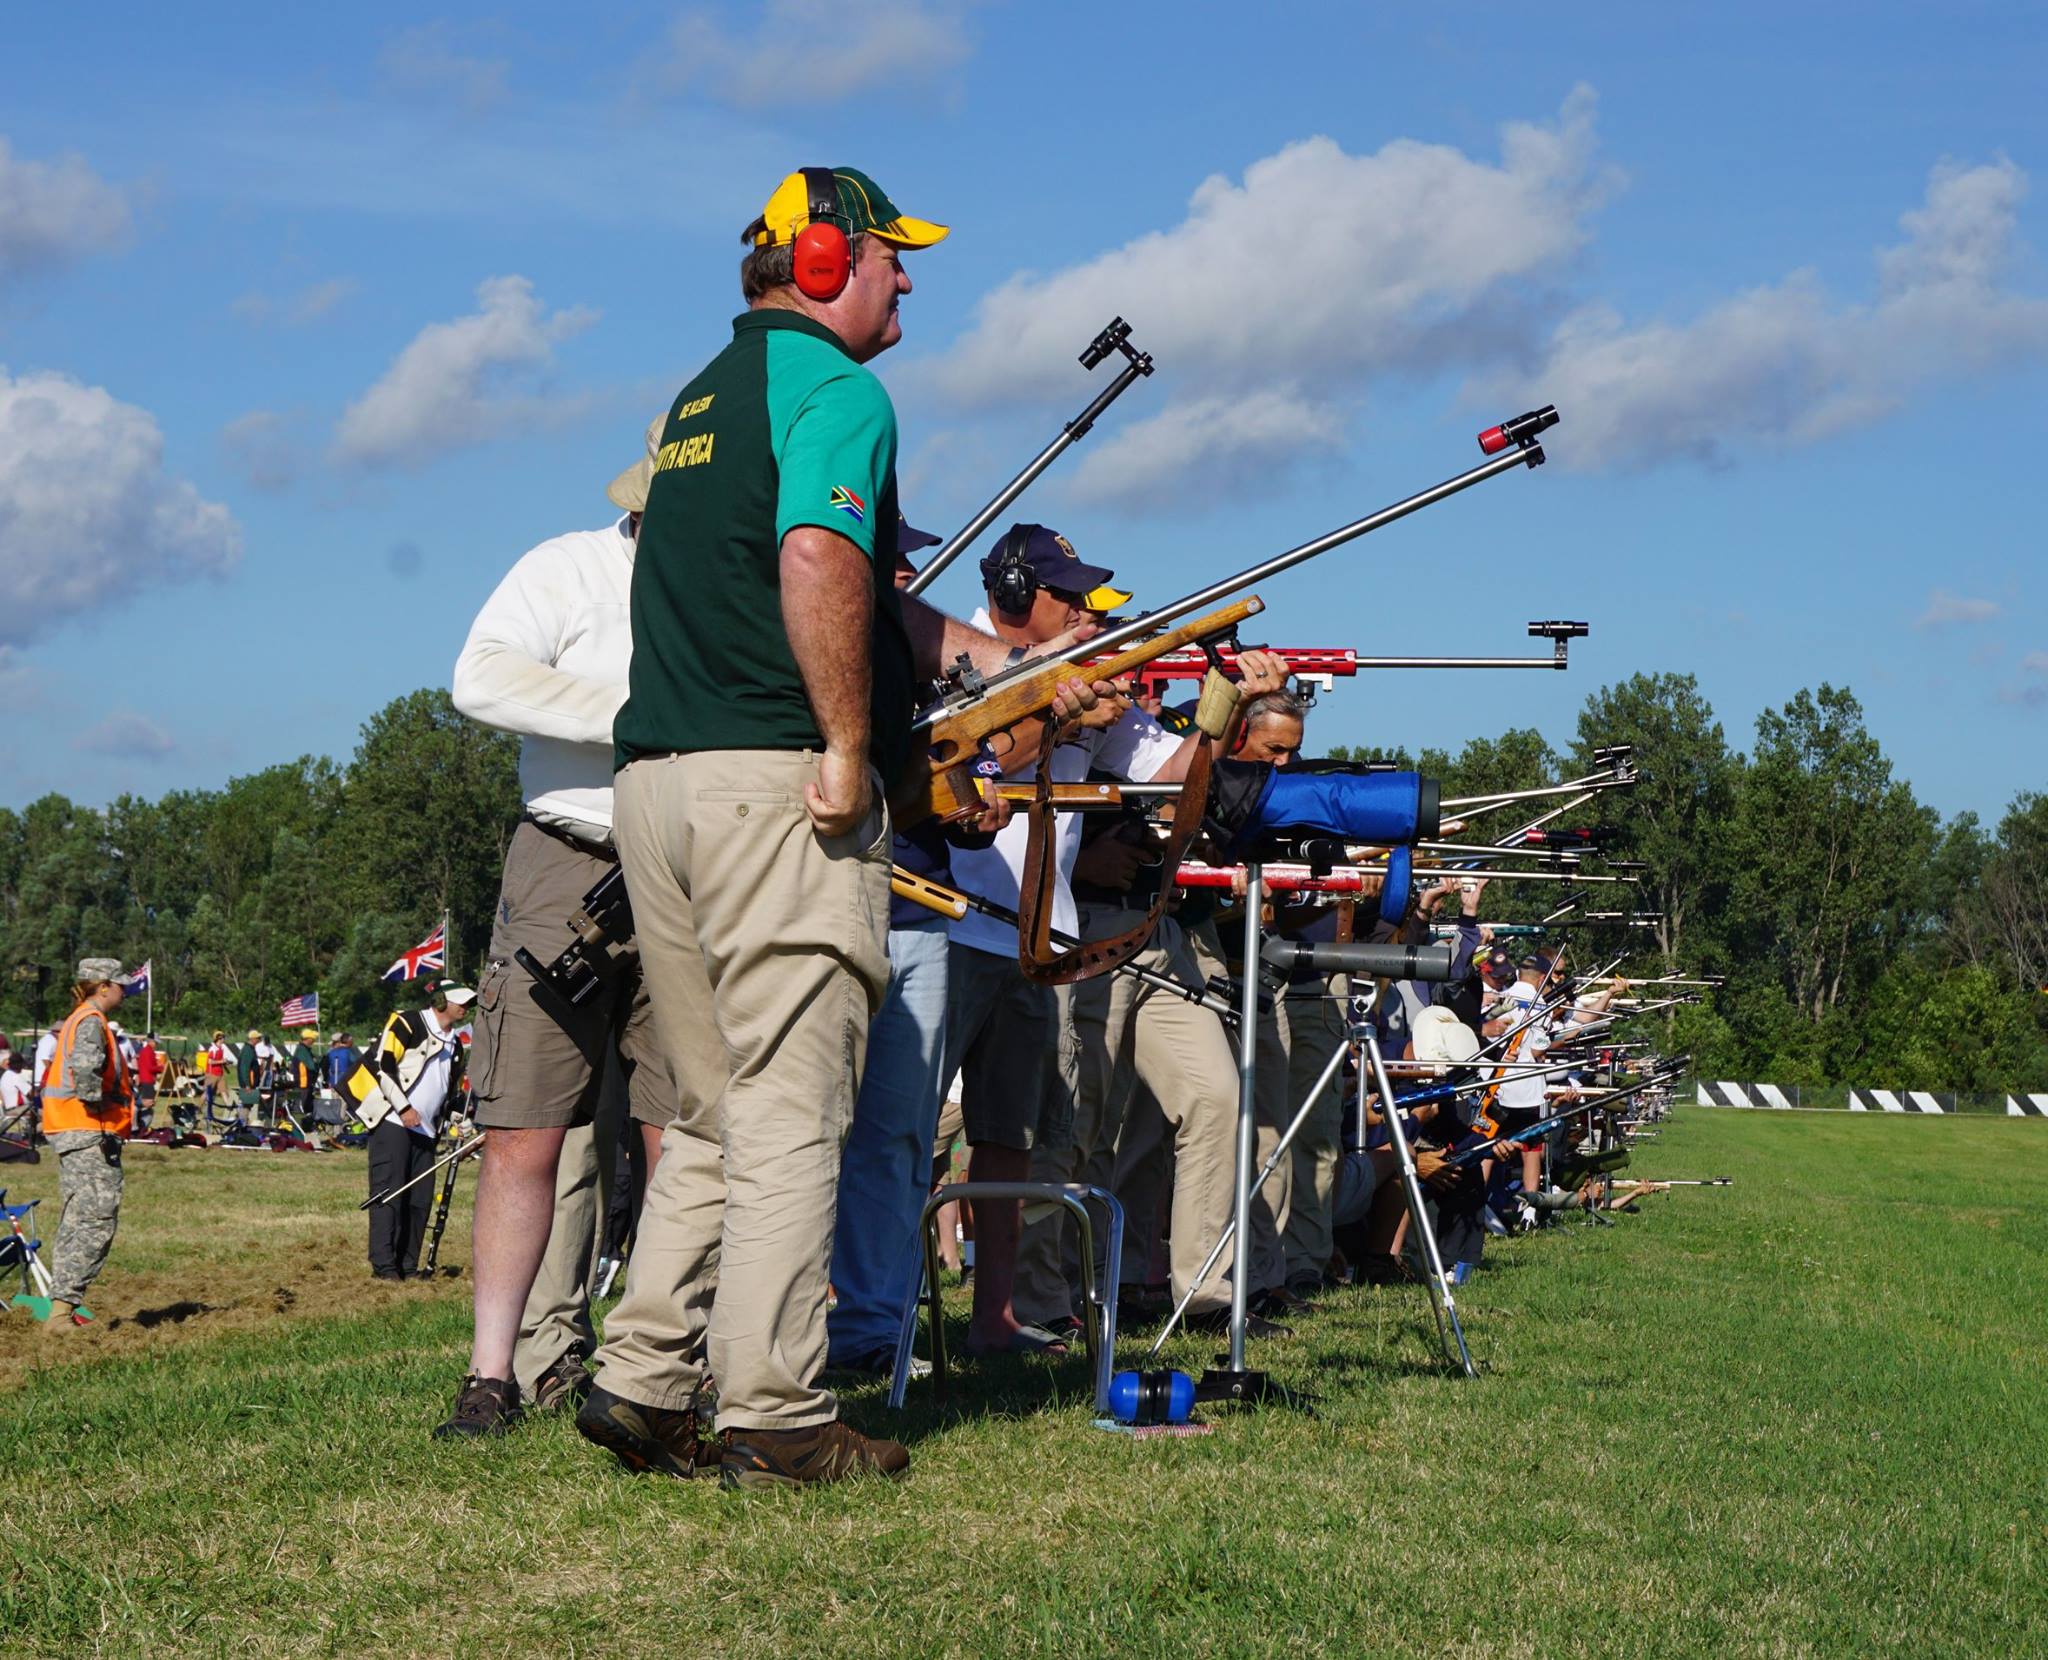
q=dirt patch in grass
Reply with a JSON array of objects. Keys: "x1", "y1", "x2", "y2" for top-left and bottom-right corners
[{"x1": 0, "y1": 1142, "x2": 473, "y2": 1385}]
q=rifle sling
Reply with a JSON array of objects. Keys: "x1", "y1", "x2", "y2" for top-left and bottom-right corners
[{"x1": 1016, "y1": 727, "x2": 1217, "y2": 986}]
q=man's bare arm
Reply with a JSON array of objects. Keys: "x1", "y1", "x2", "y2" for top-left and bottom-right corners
[{"x1": 782, "y1": 526, "x2": 875, "y2": 835}]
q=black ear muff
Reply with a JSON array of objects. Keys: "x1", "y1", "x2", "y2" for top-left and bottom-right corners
[
  {"x1": 985, "y1": 524, "x2": 1039, "y2": 615},
  {"x1": 791, "y1": 166, "x2": 851, "y2": 301}
]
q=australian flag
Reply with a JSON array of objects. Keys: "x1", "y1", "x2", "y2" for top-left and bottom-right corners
[
  {"x1": 117, "y1": 960, "x2": 151, "y2": 997},
  {"x1": 382, "y1": 922, "x2": 447, "y2": 982}
]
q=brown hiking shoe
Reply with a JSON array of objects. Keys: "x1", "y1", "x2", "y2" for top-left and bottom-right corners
[
  {"x1": 576, "y1": 1383, "x2": 719, "y2": 1480},
  {"x1": 433, "y1": 1375, "x2": 524, "y2": 1439},
  {"x1": 529, "y1": 1350, "x2": 592, "y2": 1414},
  {"x1": 719, "y1": 1420, "x2": 910, "y2": 1491}
]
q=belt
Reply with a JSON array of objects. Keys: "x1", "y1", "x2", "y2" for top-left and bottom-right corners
[{"x1": 520, "y1": 811, "x2": 614, "y2": 856}]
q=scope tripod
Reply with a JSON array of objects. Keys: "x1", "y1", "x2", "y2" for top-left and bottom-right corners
[{"x1": 1149, "y1": 865, "x2": 1475, "y2": 1390}]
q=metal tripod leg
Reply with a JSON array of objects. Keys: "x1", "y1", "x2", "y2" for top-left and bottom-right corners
[
  {"x1": 1361, "y1": 1027, "x2": 1476, "y2": 1378},
  {"x1": 1148, "y1": 1032, "x2": 1349, "y2": 1356}
]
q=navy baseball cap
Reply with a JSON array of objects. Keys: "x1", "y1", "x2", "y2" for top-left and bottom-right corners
[
  {"x1": 979, "y1": 523, "x2": 1117, "y2": 597},
  {"x1": 893, "y1": 513, "x2": 941, "y2": 576},
  {"x1": 1481, "y1": 947, "x2": 1517, "y2": 977}
]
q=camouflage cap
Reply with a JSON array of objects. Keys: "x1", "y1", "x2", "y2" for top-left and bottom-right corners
[{"x1": 77, "y1": 956, "x2": 124, "y2": 983}]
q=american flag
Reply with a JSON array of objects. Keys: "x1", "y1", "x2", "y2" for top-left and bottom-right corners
[
  {"x1": 382, "y1": 922, "x2": 447, "y2": 982},
  {"x1": 279, "y1": 993, "x2": 319, "y2": 1028}
]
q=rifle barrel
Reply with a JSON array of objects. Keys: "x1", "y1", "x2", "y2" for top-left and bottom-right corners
[{"x1": 913, "y1": 441, "x2": 1539, "y2": 732}]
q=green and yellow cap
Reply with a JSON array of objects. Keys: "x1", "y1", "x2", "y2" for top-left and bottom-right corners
[{"x1": 745, "y1": 166, "x2": 949, "y2": 251}]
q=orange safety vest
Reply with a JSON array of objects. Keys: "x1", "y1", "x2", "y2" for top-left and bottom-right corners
[{"x1": 40, "y1": 1003, "x2": 134, "y2": 1136}]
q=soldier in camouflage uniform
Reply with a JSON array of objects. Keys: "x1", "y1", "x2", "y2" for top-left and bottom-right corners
[{"x1": 39, "y1": 956, "x2": 135, "y2": 1330}]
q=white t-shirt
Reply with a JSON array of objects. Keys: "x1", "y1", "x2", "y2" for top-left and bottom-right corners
[
  {"x1": 1495, "y1": 995, "x2": 1556, "y2": 1114},
  {"x1": 948, "y1": 608, "x2": 1186, "y2": 959},
  {"x1": 451, "y1": 519, "x2": 636, "y2": 840},
  {"x1": 34, "y1": 1031, "x2": 58, "y2": 1088},
  {"x1": 1, "y1": 1066, "x2": 28, "y2": 1114},
  {"x1": 403, "y1": 1012, "x2": 461, "y2": 1139}
]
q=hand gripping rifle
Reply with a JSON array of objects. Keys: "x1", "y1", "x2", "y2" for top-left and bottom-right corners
[{"x1": 899, "y1": 408, "x2": 1560, "y2": 987}]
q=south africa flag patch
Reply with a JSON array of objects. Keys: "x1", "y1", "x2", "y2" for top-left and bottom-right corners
[{"x1": 830, "y1": 486, "x2": 867, "y2": 524}]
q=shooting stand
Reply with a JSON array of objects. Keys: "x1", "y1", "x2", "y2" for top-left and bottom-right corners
[
  {"x1": 889, "y1": 1182, "x2": 1124, "y2": 1416},
  {"x1": 1148, "y1": 867, "x2": 1476, "y2": 1390}
]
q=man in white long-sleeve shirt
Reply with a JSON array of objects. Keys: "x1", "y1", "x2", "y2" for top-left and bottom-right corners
[{"x1": 435, "y1": 428, "x2": 676, "y2": 1439}]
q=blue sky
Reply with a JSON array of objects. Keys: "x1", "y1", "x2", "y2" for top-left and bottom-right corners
[{"x1": 3, "y1": 1, "x2": 2043, "y2": 823}]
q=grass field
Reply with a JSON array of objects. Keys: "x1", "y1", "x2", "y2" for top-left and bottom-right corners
[{"x1": 3, "y1": 1111, "x2": 2044, "y2": 1658}]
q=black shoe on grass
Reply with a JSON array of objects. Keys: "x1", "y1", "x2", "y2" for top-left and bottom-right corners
[
  {"x1": 576, "y1": 1383, "x2": 719, "y2": 1480},
  {"x1": 719, "y1": 1420, "x2": 910, "y2": 1491},
  {"x1": 433, "y1": 1375, "x2": 523, "y2": 1439}
]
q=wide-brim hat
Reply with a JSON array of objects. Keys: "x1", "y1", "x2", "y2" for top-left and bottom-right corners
[{"x1": 608, "y1": 415, "x2": 663, "y2": 514}]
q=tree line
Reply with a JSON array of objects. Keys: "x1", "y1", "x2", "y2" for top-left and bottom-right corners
[
  {"x1": 1331, "y1": 675, "x2": 2047, "y2": 1090},
  {"x1": 3, "y1": 676, "x2": 2043, "y2": 1089}
]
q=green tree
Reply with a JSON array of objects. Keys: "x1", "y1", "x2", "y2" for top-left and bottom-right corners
[
  {"x1": 1573, "y1": 673, "x2": 1736, "y2": 970},
  {"x1": 1727, "y1": 685, "x2": 1934, "y2": 1026}
]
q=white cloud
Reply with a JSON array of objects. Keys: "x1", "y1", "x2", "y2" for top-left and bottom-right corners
[
  {"x1": 1915, "y1": 588, "x2": 2001, "y2": 630},
  {"x1": 930, "y1": 90, "x2": 1607, "y2": 406},
  {"x1": 220, "y1": 409, "x2": 301, "y2": 492},
  {"x1": 0, "y1": 368, "x2": 241, "y2": 646},
  {"x1": 1504, "y1": 160, "x2": 2048, "y2": 469},
  {"x1": 378, "y1": 23, "x2": 510, "y2": 114},
  {"x1": 333, "y1": 276, "x2": 597, "y2": 470},
  {"x1": 1069, "y1": 391, "x2": 1345, "y2": 508},
  {"x1": 654, "y1": 0, "x2": 973, "y2": 106},
  {"x1": 232, "y1": 276, "x2": 358, "y2": 327},
  {"x1": 918, "y1": 89, "x2": 1610, "y2": 502},
  {"x1": 74, "y1": 711, "x2": 176, "y2": 759},
  {"x1": 0, "y1": 136, "x2": 131, "y2": 283}
]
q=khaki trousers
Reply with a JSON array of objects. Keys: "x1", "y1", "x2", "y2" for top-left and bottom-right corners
[
  {"x1": 1073, "y1": 908, "x2": 1278, "y2": 1316},
  {"x1": 1189, "y1": 921, "x2": 1293, "y2": 1299},
  {"x1": 596, "y1": 751, "x2": 890, "y2": 1431},
  {"x1": 1009, "y1": 986, "x2": 1082, "y2": 1330},
  {"x1": 1280, "y1": 974, "x2": 1349, "y2": 1282}
]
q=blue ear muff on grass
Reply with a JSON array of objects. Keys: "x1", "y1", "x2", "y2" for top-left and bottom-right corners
[{"x1": 1109, "y1": 1368, "x2": 1196, "y2": 1425}]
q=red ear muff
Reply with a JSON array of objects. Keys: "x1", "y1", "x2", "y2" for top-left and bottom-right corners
[{"x1": 792, "y1": 221, "x2": 851, "y2": 300}]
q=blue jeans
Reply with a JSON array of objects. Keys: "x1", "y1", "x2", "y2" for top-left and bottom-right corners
[{"x1": 828, "y1": 917, "x2": 951, "y2": 1363}]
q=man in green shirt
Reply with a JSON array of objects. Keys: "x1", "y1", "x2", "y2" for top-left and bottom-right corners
[{"x1": 583, "y1": 166, "x2": 1105, "y2": 1490}]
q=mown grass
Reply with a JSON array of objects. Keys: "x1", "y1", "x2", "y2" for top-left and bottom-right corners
[{"x1": 3, "y1": 1112, "x2": 2044, "y2": 1658}]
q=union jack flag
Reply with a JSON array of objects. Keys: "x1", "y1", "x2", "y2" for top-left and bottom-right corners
[
  {"x1": 382, "y1": 922, "x2": 447, "y2": 982},
  {"x1": 279, "y1": 993, "x2": 319, "y2": 1028}
]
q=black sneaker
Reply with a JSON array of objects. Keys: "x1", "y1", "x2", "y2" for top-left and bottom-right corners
[
  {"x1": 433, "y1": 1375, "x2": 523, "y2": 1439},
  {"x1": 720, "y1": 1420, "x2": 910, "y2": 1491},
  {"x1": 1189, "y1": 1306, "x2": 1294, "y2": 1340},
  {"x1": 576, "y1": 1383, "x2": 719, "y2": 1480},
  {"x1": 530, "y1": 1350, "x2": 592, "y2": 1414}
]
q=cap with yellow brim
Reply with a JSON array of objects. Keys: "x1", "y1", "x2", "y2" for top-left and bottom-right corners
[{"x1": 746, "y1": 166, "x2": 948, "y2": 251}]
